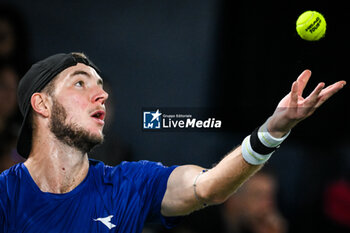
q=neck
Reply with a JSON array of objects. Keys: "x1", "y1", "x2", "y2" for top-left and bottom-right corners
[{"x1": 24, "y1": 132, "x2": 90, "y2": 194}]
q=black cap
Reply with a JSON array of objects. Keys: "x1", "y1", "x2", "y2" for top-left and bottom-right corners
[{"x1": 16, "y1": 53, "x2": 100, "y2": 158}]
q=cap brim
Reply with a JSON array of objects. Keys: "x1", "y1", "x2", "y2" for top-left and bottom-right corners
[{"x1": 16, "y1": 110, "x2": 32, "y2": 159}]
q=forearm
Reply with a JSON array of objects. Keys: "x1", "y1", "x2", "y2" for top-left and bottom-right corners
[
  {"x1": 196, "y1": 145, "x2": 262, "y2": 205},
  {"x1": 162, "y1": 119, "x2": 288, "y2": 216},
  {"x1": 161, "y1": 70, "x2": 345, "y2": 217},
  {"x1": 161, "y1": 146, "x2": 261, "y2": 217}
]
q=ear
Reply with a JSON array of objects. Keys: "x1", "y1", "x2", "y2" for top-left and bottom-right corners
[{"x1": 30, "y1": 93, "x2": 51, "y2": 118}]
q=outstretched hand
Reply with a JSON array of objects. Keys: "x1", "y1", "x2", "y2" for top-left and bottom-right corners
[{"x1": 268, "y1": 70, "x2": 346, "y2": 138}]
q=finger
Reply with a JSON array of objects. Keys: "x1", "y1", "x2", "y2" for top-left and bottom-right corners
[
  {"x1": 315, "y1": 81, "x2": 346, "y2": 108},
  {"x1": 289, "y1": 81, "x2": 299, "y2": 108},
  {"x1": 321, "y1": 80, "x2": 346, "y2": 95},
  {"x1": 305, "y1": 82, "x2": 325, "y2": 107},
  {"x1": 296, "y1": 70, "x2": 312, "y2": 96}
]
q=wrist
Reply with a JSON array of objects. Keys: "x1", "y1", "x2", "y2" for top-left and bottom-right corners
[
  {"x1": 260, "y1": 117, "x2": 291, "y2": 147},
  {"x1": 268, "y1": 130, "x2": 289, "y2": 139},
  {"x1": 266, "y1": 116, "x2": 292, "y2": 138},
  {"x1": 241, "y1": 117, "x2": 291, "y2": 165}
]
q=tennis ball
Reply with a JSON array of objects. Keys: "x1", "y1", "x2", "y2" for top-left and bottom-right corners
[{"x1": 296, "y1": 11, "x2": 326, "y2": 41}]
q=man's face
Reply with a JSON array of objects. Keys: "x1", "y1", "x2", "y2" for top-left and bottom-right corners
[{"x1": 48, "y1": 63, "x2": 108, "y2": 153}]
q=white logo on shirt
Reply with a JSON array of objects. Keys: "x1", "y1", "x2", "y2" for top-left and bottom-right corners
[{"x1": 93, "y1": 215, "x2": 116, "y2": 230}]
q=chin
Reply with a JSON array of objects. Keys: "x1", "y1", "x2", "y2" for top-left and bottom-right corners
[
  {"x1": 90, "y1": 127, "x2": 104, "y2": 138},
  {"x1": 96, "y1": 133, "x2": 104, "y2": 142},
  {"x1": 87, "y1": 129, "x2": 103, "y2": 140}
]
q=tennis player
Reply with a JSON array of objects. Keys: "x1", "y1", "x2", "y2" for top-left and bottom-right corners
[{"x1": 0, "y1": 52, "x2": 345, "y2": 232}]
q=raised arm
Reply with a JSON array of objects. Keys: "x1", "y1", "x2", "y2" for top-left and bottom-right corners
[{"x1": 161, "y1": 70, "x2": 346, "y2": 216}]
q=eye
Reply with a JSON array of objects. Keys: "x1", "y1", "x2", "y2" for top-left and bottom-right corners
[{"x1": 75, "y1": 80, "x2": 84, "y2": 87}]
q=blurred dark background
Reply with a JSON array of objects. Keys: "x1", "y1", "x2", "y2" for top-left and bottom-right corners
[{"x1": 1, "y1": 0, "x2": 349, "y2": 232}]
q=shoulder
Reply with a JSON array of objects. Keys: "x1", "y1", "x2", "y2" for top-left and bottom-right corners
[
  {"x1": 110, "y1": 160, "x2": 175, "y2": 178},
  {"x1": 0, "y1": 163, "x2": 23, "y2": 190},
  {"x1": 89, "y1": 159, "x2": 177, "y2": 184},
  {"x1": 0, "y1": 164, "x2": 23, "y2": 209}
]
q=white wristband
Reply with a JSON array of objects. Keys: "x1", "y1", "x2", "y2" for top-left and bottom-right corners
[
  {"x1": 258, "y1": 117, "x2": 291, "y2": 148},
  {"x1": 241, "y1": 135, "x2": 273, "y2": 165}
]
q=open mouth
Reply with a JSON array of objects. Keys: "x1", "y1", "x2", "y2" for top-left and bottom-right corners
[{"x1": 91, "y1": 110, "x2": 106, "y2": 121}]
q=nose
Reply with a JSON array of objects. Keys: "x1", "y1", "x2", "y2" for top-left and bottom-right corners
[{"x1": 92, "y1": 87, "x2": 109, "y2": 105}]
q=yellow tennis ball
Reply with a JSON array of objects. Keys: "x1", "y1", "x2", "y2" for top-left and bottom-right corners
[{"x1": 296, "y1": 11, "x2": 326, "y2": 41}]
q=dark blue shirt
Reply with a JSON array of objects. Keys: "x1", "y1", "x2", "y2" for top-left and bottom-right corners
[{"x1": 0, "y1": 159, "x2": 178, "y2": 232}]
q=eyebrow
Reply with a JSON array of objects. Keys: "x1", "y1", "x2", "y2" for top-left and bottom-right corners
[{"x1": 70, "y1": 70, "x2": 103, "y2": 86}]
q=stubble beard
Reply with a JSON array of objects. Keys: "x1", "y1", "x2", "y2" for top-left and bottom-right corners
[{"x1": 49, "y1": 98, "x2": 104, "y2": 154}]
